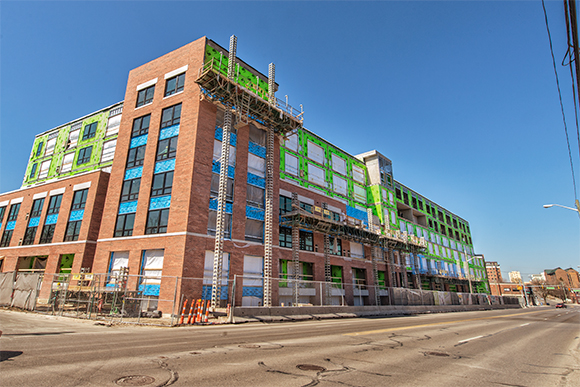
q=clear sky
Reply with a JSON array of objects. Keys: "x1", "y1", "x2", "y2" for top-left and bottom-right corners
[{"x1": 1, "y1": 1, "x2": 579, "y2": 280}]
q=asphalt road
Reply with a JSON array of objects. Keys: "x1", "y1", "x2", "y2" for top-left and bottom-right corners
[{"x1": 0, "y1": 306, "x2": 578, "y2": 387}]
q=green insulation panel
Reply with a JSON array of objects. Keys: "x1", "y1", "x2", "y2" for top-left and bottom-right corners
[
  {"x1": 22, "y1": 103, "x2": 122, "y2": 187},
  {"x1": 59, "y1": 254, "x2": 74, "y2": 274},
  {"x1": 205, "y1": 44, "x2": 270, "y2": 101}
]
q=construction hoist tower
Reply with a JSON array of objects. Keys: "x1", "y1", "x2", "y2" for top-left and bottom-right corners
[
  {"x1": 211, "y1": 35, "x2": 237, "y2": 311},
  {"x1": 195, "y1": 36, "x2": 304, "y2": 310}
]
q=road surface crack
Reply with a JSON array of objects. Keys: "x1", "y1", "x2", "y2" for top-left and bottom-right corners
[{"x1": 155, "y1": 359, "x2": 178, "y2": 387}]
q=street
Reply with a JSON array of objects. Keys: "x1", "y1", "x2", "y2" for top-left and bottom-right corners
[{"x1": 1, "y1": 306, "x2": 579, "y2": 387}]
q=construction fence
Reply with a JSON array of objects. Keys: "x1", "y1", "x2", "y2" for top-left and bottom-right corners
[{"x1": 0, "y1": 271, "x2": 521, "y2": 326}]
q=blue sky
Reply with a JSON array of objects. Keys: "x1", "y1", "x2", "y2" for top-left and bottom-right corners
[{"x1": 1, "y1": 1, "x2": 578, "y2": 280}]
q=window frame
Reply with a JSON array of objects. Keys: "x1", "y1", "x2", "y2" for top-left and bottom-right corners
[
  {"x1": 160, "y1": 103, "x2": 182, "y2": 128},
  {"x1": 155, "y1": 136, "x2": 178, "y2": 161},
  {"x1": 7, "y1": 203, "x2": 20, "y2": 222},
  {"x1": 64, "y1": 220, "x2": 82, "y2": 241},
  {"x1": 77, "y1": 146, "x2": 93, "y2": 165},
  {"x1": 145, "y1": 208, "x2": 170, "y2": 235},
  {"x1": 136, "y1": 85, "x2": 155, "y2": 107},
  {"x1": 126, "y1": 145, "x2": 146, "y2": 168},
  {"x1": 299, "y1": 230, "x2": 314, "y2": 251},
  {"x1": 82, "y1": 122, "x2": 98, "y2": 141},
  {"x1": 150, "y1": 171, "x2": 173, "y2": 197},
  {"x1": 164, "y1": 73, "x2": 185, "y2": 97},
  {"x1": 70, "y1": 189, "x2": 89, "y2": 211},
  {"x1": 39, "y1": 224, "x2": 56, "y2": 244},
  {"x1": 114, "y1": 213, "x2": 135, "y2": 237},
  {"x1": 0, "y1": 229, "x2": 13, "y2": 247},
  {"x1": 30, "y1": 198, "x2": 45, "y2": 218},
  {"x1": 120, "y1": 178, "x2": 141, "y2": 202},
  {"x1": 46, "y1": 194, "x2": 62, "y2": 215},
  {"x1": 132, "y1": 114, "x2": 151, "y2": 137},
  {"x1": 22, "y1": 226, "x2": 37, "y2": 245}
]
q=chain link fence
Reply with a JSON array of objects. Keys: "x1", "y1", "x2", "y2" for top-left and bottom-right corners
[{"x1": 0, "y1": 271, "x2": 522, "y2": 326}]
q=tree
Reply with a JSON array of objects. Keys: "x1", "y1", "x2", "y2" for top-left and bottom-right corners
[{"x1": 530, "y1": 278, "x2": 549, "y2": 303}]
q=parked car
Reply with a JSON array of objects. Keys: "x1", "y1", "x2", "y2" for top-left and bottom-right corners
[{"x1": 555, "y1": 303, "x2": 567, "y2": 308}]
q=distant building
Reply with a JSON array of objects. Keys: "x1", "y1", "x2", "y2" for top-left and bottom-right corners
[
  {"x1": 544, "y1": 267, "x2": 580, "y2": 289},
  {"x1": 508, "y1": 271, "x2": 522, "y2": 283},
  {"x1": 529, "y1": 273, "x2": 545, "y2": 282},
  {"x1": 486, "y1": 261, "x2": 503, "y2": 283}
]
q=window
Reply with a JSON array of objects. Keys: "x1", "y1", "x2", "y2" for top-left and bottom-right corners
[
  {"x1": 29, "y1": 163, "x2": 38, "y2": 179},
  {"x1": 279, "y1": 227, "x2": 292, "y2": 247},
  {"x1": 210, "y1": 174, "x2": 234, "y2": 201},
  {"x1": 30, "y1": 198, "x2": 45, "y2": 217},
  {"x1": 38, "y1": 159, "x2": 51, "y2": 179},
  {"x1": 64, "y1": 220, "x2": 82, "y2": 241},
  {"x1": 160, "y1": 103, "x2": 181, "y2": 128},
  {"x1": 331, "y1": 154, "x2": 346, "y2": 175},
  {"x1": 299, "y1": 230, "x2": 313, "y2": 251},
  {"x1": 300, "y1": 202, "x2": 312, "y2": 213},
  {"x1": 207, "y1": 211, "x2": 232, "y2": 238},
  {"x1": 307, "y1": 163, "x2": 325, "y2": 186},
  {"x1": 77, "y1": 146, "x2": 93, "y2": 165},
  {"x1": 71, "y1": 189, "x2": 88, "y2": 210},
  {"x1": 120, "y1": 178, "x2": 141, "y2": 202},
  {"x1": 136, "y1": 85, "x2": 155, "y2": 107},
  {"x1": 285, "y1": 133, "x2": 298, "y2": 152},
  {"x1": 279, "y1": 196, "x2": 292, "y2": 214},
  {"x1": 132, "y1": 115, "x2": 150, "y2": 137},
  {"x1": 126, "y1": 145, "x2": 146, "y2": 168},
  {"x1": 101, "y1": 140, "x2": 117, "y2": 162},
  {"x1": 46, "y1": 195, "x2": 62, "y2": 215},
  {"x1": 353, "y1": 184, "x2": 366, "y2": 203},
  {"x1": 164, "y1": 73, "x2": 185, "y2": 96},
  {"x1": 350, "y1": 242, "x2": 364, "y2": 258},
  {"x1": 36, "y1": 141, "x2": 44, "y2": 157},
  {"x1": 45, "y1": 137, "x2": 57, "y2": 156},
  {"x1": 213, "y1": 139, "x2": 236, "y2": 166},
  {"x1": 0, "y1": 230, "x2": 13, "y2": 247},
  {"x1": 145, "y1": 208, "x2": 169, "y2": 234},
  {"x1": 68, "y1": 129, "x2": 80, "y2": 148},
  {"x1": 307, "y1": 141, "x2": 324, "y2": 164},
  {"x1": 151, "y1": 171, "x2": 173, "y2": 197},
  {"x1": 106, "y1": 113, "x2": 122, "y2": 136},
  {"x1": 82, "y1": 122, "x2": 98, "y2": 141},
  {"x1": 352, "y1": 164, "x2": 365, "y2": 184},
  {"x1": 61, "y1": 153, "x2": 75, "y2": 173},
  {"x1": 22, "y1": 227, "x2": 37, "y2": 245},
  {"x1": 7, "y1": 203, "x2": 20, "y2": 222},
  {"x1": 156, "y1": 136, "x2": 178, "y2": 160},
  {"x1": 0, "y1": 206, "x2": 6, "y2": 222},
  {"x1": 248, "y1": 153, "x2": 265, "y2": 177},
  {"x1": 39, "y1": 224, "x2": 56, "y2": 244},
  {"x1": 245, "y1": 219, "x2": 264, "y2": 242},
  {"x1": 284, "y1": 153, "x2": 298, "y2": 175},
  {"x1": 333, "y1": 175, "x2": 347, "y2": 195},
  {"x1": 329, "y1": 237, "x2": 342, "y2": 255},
  {"x1": 115, "y1": 213, "x2": 135, "y2": 237},
  {"x1": 249, "y1": 125, "x2": 266, "y2": 146},
  {"x1": 246, "y1": 185, "x2": 264, "y2": 208}
]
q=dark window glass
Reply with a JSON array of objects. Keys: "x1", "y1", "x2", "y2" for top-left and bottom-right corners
[
  {"x1": 246, "y1": 185, "x2": 264, "y2": 209},
  {"x1": 82, "y1": 122, "x2": 98, "y2": 140},
  {"x1": 279, "y1": 227, "x2": 292, "y2": 248},
  {"x1": 64, "y1": 220, "x2": 82, "y2": 241},
  {"x1": 71, "y1": 189, "x2": 89, "y2": 210},
  {"x1": 299, "y1": 230, "x2": 313, "y2": 251},
  {"x1": 7, "y1": 203, "x2": 20, "y2": 222},
  {"x1": 114, "y1": 213, "x2": 135, "y2": 237},
  {"x1": 132, "y1": 115, "x2": 151, "y2": 137},
  {"x1": 210, "y1": 174, "x2": 234, "y2": 201},
  {"x1": 77, "y1": 146, "x2": 93, "y2": 165},
  {"x1": 279, "y1": 196, "x2": 292, "y2": 214},
  {"x1": 39, "y1": 224, "x2": 56, "y2": 244},
  {"x1": 0, "y1": 206, "x2": 5, "y2": 222},
  {"x1": 121, "y1": 178, "x2": 141, "y2": 202},
  {"x1": 156, "y1": 136, "x2": 178, "y2": 160},
  {"x1": 36, "y1": 141, "x2": 44, "y2": 157},
  {"x1": 438, "y1": 211, "x2": 444, "y2": 222},
  {"x1": 160, "y1": 103, "x2": 182, "y2": 128},
  {"x1": 299, "y1": 202, "x2": 312, "y2": 213},
  {"x1": 46, "y1": 195, "x2": 62, "y2": 215},
  {"x1": 136, "y1": 85, "x2": 155, "y2": 107},
  {"x1": 395, "y1": 188, "x2": 402, "y2": 200},
  {"x1": 245, "y1": 219, "x2": 264, "y2": 243},
  {"x1": 126, "y1": 145, "x2": 146, "y2": 168},
  {"x1": 22, "y1": 227, "x2": 37, "y2": 245},
  {"x1": 29, "y1": 163, "x2": 38, "y2": 179},
  {"x1": 145, "y1": 208, "x2": 169, "y2": 234},
  {"x1": 164, "y1": 73, "x2": 185, "y2": 97},
  {"x1": 30, "y1": 198, "x2": 45, "y2": 218},
  {"x1": 207, "y1": 211, "x2": 232, "y2": 238},
  {"x1": 151, "y1": 171, "x2": 173, "y2": 197},
  {"x1": 329, "y1": 237, "x2": 342, "y2": 255},
  {"x1": 0, "y1": 230, "x2": 13, "y2": 247}
]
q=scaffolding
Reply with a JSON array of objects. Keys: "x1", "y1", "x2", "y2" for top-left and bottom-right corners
[{"x1": 196, "y1": 36, "x2": 304, "y2": 309}]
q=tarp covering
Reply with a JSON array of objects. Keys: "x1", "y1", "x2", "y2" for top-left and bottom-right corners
[
  {"x1": 11, "y1": 273, "x2": 41, "y2": 310},
  {"x1": 0, "y1": 271, "x2": 16, "y2": 305}
]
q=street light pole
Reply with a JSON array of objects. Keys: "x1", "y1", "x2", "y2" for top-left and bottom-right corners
[
  {"x1": 543, "y1": 202, "x2": 580, "y2": 218},
  {"x1": 463, "y1": 251, "x2": 475, "y2": 294}
]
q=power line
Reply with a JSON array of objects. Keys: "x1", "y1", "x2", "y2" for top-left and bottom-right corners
[
  {"x1": 564, "y1": 0, "x2": 580, "y2": 173},
  {"x1": 542, "y1": 0, "x2": 578, "y2": 201}
]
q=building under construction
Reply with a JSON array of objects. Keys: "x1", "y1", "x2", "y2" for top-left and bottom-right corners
[{"x1": 0, "y1": 36, "x2": 489, "y2": 315}]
